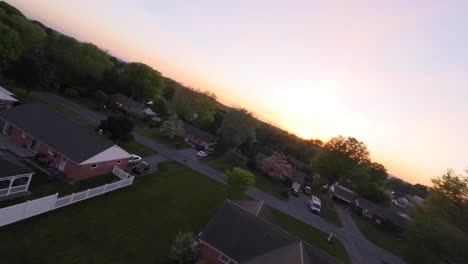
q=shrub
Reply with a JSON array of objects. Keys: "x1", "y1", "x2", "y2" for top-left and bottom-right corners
[
  {"x1": 64, "y1": 87, "x2": 79, "y2": 98},
  {"x1": 168, "y1": 232, "x2": 198, "y2": 264}
]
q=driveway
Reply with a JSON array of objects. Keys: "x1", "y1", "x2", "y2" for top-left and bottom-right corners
[
  {"x1": 39, "y1": 92, "x2": 405, "y2": 264},
  {"x1": 128, "y1": 154, "x2": 168, "y2": 176}
]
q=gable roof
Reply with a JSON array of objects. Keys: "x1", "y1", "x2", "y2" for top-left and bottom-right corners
[
  {"x1": 111, "y1": 93, "x2": 150, "y2": 113},
  {"x1": 355, "y1": 197, "x2": 388, "y2": 218},
  {"x1": 201, "y1": 201, "x2": 341, "y2": 264},
  {"x1": 331, "y1": 184, "x2": 359, "y2": 203},
  {"x1": 0, "y1": 86, "x2": 18, "y2": 102},
  {"x1": 0, "y1": 158, "x2": 33, "y2": 178},
  {"x1": 292, "y1": 169, "x2": 306, "y2": 185},
  {"x1": 0, "y1": 103, "x2": 129, "y2": 164},
  {"x1": 184, "y1": 123, "x2": 216, "y2": 143}
]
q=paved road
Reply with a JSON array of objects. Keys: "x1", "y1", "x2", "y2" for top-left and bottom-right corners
[{"x1": 40, "y1": 92, "x2": 405, "y2": 264}]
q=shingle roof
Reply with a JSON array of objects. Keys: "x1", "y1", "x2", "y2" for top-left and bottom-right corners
[
  {"x1": 292, "y1": 169, "x2": 306, "y2": 185},
  {"x1": 184, "y1": 123, "x2": 216, "y2": 143},
  {"x1": 0, "y1": 103, "x2": 116, "y2": 163},
  {"x1": 355, "y1": 197, "x2": 388, "y2": 218},
  {"x1": 111, "y1": 93, "x2": 149, "y2": 113},
  {"x1": 332, "y1": 184, "x2": 359, "y2": 203},
  {"x1": 0, "y1": 158, "x2": 32, "y2": 178},
  {"x1": 201, "y1": 201, "x2": 342, "y2": 264},
  {"x1": 0, "y1": 86, "x2": 18, "y2": 102}
]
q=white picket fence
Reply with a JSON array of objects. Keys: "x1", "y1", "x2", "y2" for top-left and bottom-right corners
[
  {"x1": 112, "y1": 165, "x2": 131, "y2": 179},
  {"x1": 0, "y1": 176, "x2": 134, "y2": 227}
]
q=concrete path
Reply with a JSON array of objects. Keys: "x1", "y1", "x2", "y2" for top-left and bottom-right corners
[{"x1": 39, "y1": 92, "x2": 405, "y2": 264}]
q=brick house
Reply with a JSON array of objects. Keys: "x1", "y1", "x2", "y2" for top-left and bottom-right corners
[
  {"x1": 0, "y1": 103, "x2": 131, "y2": 181},
  {"x1": 0, "y1": 86, "x2": 18, "y2": 109},
  {"x1": 184, "y1": 123, "x2": 217, "y2": 150},
  {"x1": 198, "y1": 200, "x2": 342, "y2": 264}
]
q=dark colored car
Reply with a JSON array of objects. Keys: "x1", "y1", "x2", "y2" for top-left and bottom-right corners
[{"x1": 132, "y1": 162, "x2": 151, "y2": 174}]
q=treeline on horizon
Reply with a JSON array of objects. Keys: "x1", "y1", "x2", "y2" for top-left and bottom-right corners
[{"x1": 0, "y1": 1, "x2": 425, "y2": 195}]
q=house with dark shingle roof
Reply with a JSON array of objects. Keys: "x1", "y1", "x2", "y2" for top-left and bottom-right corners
[
  {"x1": 354, "y1": 197, "x2": 409, "y2": 232},
  {"x1": 0, "y1": 86, "x2": 18, "y2": 109},
  {"x1": 329, "y1": 184, "x2": 359, "y2": 204},
  {"x1": 0, "y1": 157, "x2": 34, "y2": 199},
  {"x1": 111, "y1": 93, "x2": 156, "y2": 118},
  {"x1": 199, "y1": 200, "x2": 342, "y2": 264},
  {"x1": 184, "y1": 123, "x2": 217, "y2": 149},
  {"x1": 0, "y1": 103, "x2": 131, "y2": 181}
]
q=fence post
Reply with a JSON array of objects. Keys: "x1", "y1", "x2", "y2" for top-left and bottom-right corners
[
  {"x1": 21, "y1": 200, "x2": 30, "y2": 219},
  {"x1": 86, "y1": 189, "x2": 90, "y2": 198},
  {"x1": 71, "y1": 193, "x2": 75, "y2": 203},
  {"x1": 103, "y1": 183, "x2": 108, "y2": 192},
  {"x1": 50, "y1": 193, "x2": 59, "y2": 209}
]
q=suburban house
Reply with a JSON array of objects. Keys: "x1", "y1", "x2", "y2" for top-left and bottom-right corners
[
  {"x1": 111, "y1": 93, "x2": 157, "y2": 119},
  {"x1": 199, "y1": 200, "x2": 342, "y2": 264},
  {"x1": 0, "y1": 103, "x2": 131, "y2": 181},
  {"x1": 328, "y1": 184, "x2": 359, "y2": 205},
  {"x1": 0, "y1": 157, "x2": 34, "y2": 199},
  {"x1": 184, "y1": 123, "x2": 217, "y2": 150},
  {"x1": 0, "y1": 86, "x2": 18, "y2": 109},
  {"x1": 292, "y1": 169, "x2": 307, "y2": 188},
  {"x1": 354, "y1": 197, "x2": 410, "y2": 233}
]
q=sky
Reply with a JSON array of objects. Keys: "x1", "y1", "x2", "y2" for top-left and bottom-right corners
[{"x1": 8, "y1": 0, "x2": 468, "y2": 185}]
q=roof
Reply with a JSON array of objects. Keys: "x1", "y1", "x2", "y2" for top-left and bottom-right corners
[
  {"x1": 287, "y1": 156, "x2": 308, "y2": 171},
  {"x1": 0, "y1": 158, "x2": 33, "y2": 178},
  {"x1": 0, "y1": 103, "x2": 129, "y2": 164},
  {"x1": 0, "y1": 86, "x2": 18, "y2": 102},
  {"x1": 355, "y1": 197, "x2": 388, "y2": 218},
  {"x1": 255, "y1": 152, "x2": 269, "y2": 164},
  {"x1": 111, "y1": 93, "x2": 150, "y2": 113},
  {"x1": 201, "y1": 200, "x2": 341, "y2": 264},
  {"x1": 184, "y1": 123, "x2": 216, "y2": 143},
  {"x1": 292, "y1": 169, "x2": 306, "y2": 185},
  {"x1": 331, "y1": 184, "x2": 358, "y2": 203}
]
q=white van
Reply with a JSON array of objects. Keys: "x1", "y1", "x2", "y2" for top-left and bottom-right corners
[{"x1": 310, "y1": 195, "x2": 321, "y2": 213}]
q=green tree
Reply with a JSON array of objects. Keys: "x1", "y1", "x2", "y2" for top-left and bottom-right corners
[
  {"x1": 118, "y1": 62, "x2": 163, "y2": 102},
  {"x1": 168, "y1": 232, "x2": 198, "y2": 264},
  {"x1": 163, "y1": 78, "x2": 177, "y2": 101},
  {"x1": 405, "y1": 215, "x2": 468, "y2": 264},
  {"x1": 173, "y1": 88, "x2": 217, "y2": 122},
  {"x1": 224, "y1": 167, "x2": 255, "y2": 192},
  {"x1": 98, "y1": 115, "x2": 135, "y2": 143},
  {"x1": 325, "y1": 135, "x2": 370, "y2": 164},
  {"x1": 9, "y1": 15, "x2": 46, "y2": 50},
  {"x1": 368, "y1": 162, "x2": 388, "y2": 186},
  {"x1": 152, "y1": 97, "x2": 169, "y2": 118},
  {"x1": 93, "y1": 90, "x2": 108, "y2": 106},
  {"x1": 0, "y1": 22, "x2": 22, "y2": 69},
  {"x1": 218, "y1": 108, "x2": 256, "y2": 149}
]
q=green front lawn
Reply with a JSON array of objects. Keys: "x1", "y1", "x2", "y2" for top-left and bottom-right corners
[
  {"x1": 135, "y1": 123, "x2": 191, "y2": 150},
  {"x1": 201, "y1": 152, "x2": 290, "y2": 201},
  {"x1": 0, "y1": 162, "x2": 247, "y2": 264},
  {"x1": 119, "y1": 140, "x2": 157, "y2": 157},
  {"x1": 269, "y1": 206, "x2": 351, "y2": 264},
  {"x1": 352, "y1": 214, "x2": 407, "y2": 259}
]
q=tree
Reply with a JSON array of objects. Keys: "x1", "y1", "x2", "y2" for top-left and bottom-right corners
[
  {"x1": 98, "y1": 115, "x2": 134, "y2": 142},
  {"x1": 368, "y1": 162, "x2": 388, "y2": 186},
  {"x1": 0, "y1": 22, "x2": 22, "y2": 69},
  {"x1": 173, "y1": 88, "x2": 217, "y2": 122},
  {"x1": 224, "y1": 167, "x2": 255, "y2": 192},
  {"x1": 160, "y1": 117, "x2": 185, "y2": 139},
  {"x1": 168, "y1": 232, "x2": 198, "y2": 264},
  {"x1": 93, "y1": 90, "x2": 108, "y2": 106},
  {"x1": 424, "y1": 170, "x2": 468, "y2": 234},
  {"x1": 152, "y1": 97, "x2": 169, "y2": 118},
  {"x1": 405, "y1": 215, "x2": 468, "y2": 264},
  {"x1": 218, "y1": 108, "x2": 256, "y2": 149},
  {"x1": 118, "y1": 62, "x2": 163, "y2": 102},
  {"x1": 355, "y1": 182, "x2": 391, "y2": 205},
  {"x1": 325, "y1": 136, "x2": 370, "y2": 164},
  {"x1": 259, "y1": 152, "x2": 293, "y2": 182},
  {"x1": 163, "y1": 78, "x2": 177, "y2": 101}
]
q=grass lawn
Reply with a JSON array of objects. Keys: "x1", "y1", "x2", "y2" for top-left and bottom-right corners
[
  {"x1": 201, "y1": 151, "x2": 290, "y2": 201},
  {"x1": 29, "y1": 92, "x2": 78, "y2": 115},
  {"x1": 135, "y1": 122, "x2": 191, "y2": 150},
  {"x1": 119, "y1": 140, "x2": 157, "y2": 157},
  {"x1": 0, "y1": 162, "x2": 248, "y2": 264},
  {"x1": 309, "y1": 185, "x2": 342, "y2": 227},
  {"x1": 269, "y1": 206, "x2": 351, "y2": 264},
  {"x1": 352, "y1": 214, "x2": 407, "y2": 258}
]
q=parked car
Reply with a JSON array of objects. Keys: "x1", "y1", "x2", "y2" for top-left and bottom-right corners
[
  {"x1": 129, "y1": 154, "x2": 142, "y2": 164},
  {"x1": 291, "y1": 182, "x2": 301, "y2": 197},
  {"x1": 196, "y1": 151, "x2": 208, "y2": 158},
  {"x1": 303, "y1": 186, "x2": 312, "y2": 196},
  {"x1": 132, "y1": 162, "x2": 151, "y2": 174},
  {"x1": 310, "y1": 195, "x2": 321, "y2": 214}
]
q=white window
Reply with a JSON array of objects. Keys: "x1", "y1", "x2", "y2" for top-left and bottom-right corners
[
  {"x1": 21, "y1": 131, "x2": 26, "y2": 138},
  {"x1": 91, "y1": 164, "x2": 98, "y2": 169},
  {"x1": 116, "y1": 160, "x2": 121, "y2": 164},
  {"x1": 48, "y1": 148, "x2": 56, "y2": 155}
]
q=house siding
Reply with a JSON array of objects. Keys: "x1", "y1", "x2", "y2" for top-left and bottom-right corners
[{"x1": 199, "y1": 243, "x2": 223, "y2": 264}]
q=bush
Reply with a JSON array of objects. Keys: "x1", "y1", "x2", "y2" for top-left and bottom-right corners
[
  {"x1": 168, "y1": 232, "x2": 198, "y2": 264},
  {"x1": 64, "y1": 87, "x2": 79, "y2": 98},
  {"x1": 93, "y1": 90, "x2": 108, "y2": 105},
  {"x1": 74, "y1": 86, "x2": 89, "y2": 96}
]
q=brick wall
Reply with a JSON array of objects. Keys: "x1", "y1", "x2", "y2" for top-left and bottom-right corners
[
  {"x1": 63, "y1": 158, "x2": 129, "y2": 181},
  {"x1": 199, "y1": 243, "x2": 222, "y2": 264}
]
